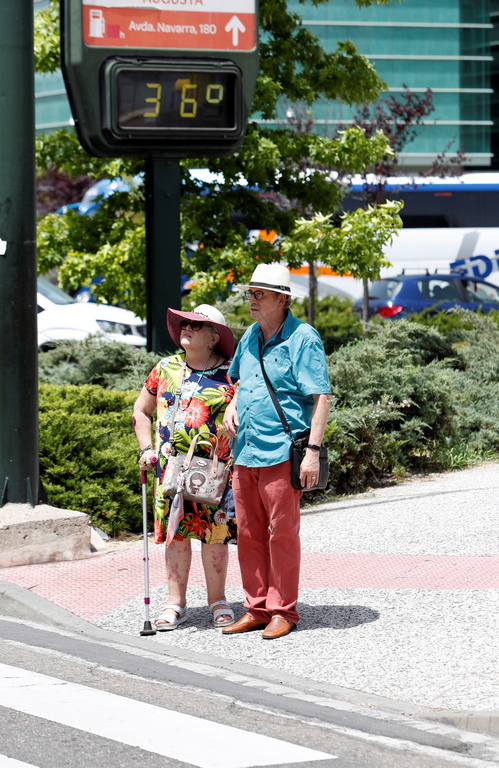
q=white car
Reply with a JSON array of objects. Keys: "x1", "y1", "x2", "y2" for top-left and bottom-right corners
[{"x1": 37, "y1": 277, "x2": 147, "y2": 348}]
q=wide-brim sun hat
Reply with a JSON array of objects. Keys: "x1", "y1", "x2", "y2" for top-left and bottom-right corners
[
  {"x1": 234, "y1": 263, "x2": 299, "y2": 297},
  {"x1": 167, "y1": 304, "x2": 235, "y2": 360}
]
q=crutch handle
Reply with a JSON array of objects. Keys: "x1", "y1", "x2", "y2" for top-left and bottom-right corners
[{"x1": 140, "y1": 455, "x2": 157, "y2": 484}]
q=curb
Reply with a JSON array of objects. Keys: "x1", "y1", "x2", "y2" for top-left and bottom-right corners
[
  {"x1": 0, "y1": 581, "x2": 90, "y2": 633},
  {"x1": 1, "y1": 580, "x2": 499, "y2": 739},
  {"x1": 425, "y1": 710, "x2": 499, "y2": 738}
]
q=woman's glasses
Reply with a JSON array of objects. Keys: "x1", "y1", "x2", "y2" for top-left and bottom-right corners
[
  {"x1": 244, "y1": 289, "x2": 267, "y2": 301},
  {"x1": 179, "y1": 320, "x2": 206, "y2": 332}
]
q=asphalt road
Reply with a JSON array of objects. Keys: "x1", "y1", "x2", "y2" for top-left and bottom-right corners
[{"x1": 0, "y1": 616, "x2": 498, "y2": 768}]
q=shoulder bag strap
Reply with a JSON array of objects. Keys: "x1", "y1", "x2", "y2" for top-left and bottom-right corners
[
  {"x1": 257, "y1": 336, "x2": 291, "y2": 437},
  {"x1": 168, "y1": 361, "x2": 187, "y2": 452}
]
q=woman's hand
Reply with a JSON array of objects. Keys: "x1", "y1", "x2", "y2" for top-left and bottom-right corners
[{"x1": 138, "y1": 449, "x2": 157, "y2": 471}]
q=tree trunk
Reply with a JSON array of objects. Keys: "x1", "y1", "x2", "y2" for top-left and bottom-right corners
[
  {"x1": 362, "y1": 276, "x2": 370, "y2": 336},
  {"x1": 308, "y1": 260, "x2": 317, "y2": 327}
]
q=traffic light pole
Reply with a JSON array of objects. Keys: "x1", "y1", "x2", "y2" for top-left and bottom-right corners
[
  {"x1": 145, "y1": 158, "x2": 182, "y2": 354},
  {"x1": 0, "y1": 0, "x2": 39, "y2": 506}
]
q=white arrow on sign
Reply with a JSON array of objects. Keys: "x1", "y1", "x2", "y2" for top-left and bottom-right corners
[
  {"x1": 225, "y1": 15, "x2": 246, "y2": 47},
  {"x1": 0, "y1": 239, "x2": 7, "y2": 256}
]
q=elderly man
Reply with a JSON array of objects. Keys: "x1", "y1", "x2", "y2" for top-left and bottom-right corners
[{"x1": 222, "y1": 264, "x2": 331, "y2": 639}]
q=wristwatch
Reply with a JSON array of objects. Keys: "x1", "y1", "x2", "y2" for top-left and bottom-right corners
[{"x1": 306, "y1": 444, "x2": 321, "y2": 451}]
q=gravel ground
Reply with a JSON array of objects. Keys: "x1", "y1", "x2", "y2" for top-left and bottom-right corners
[
  {"x1": 96, "y1": 462, "x2": 499, "y2": 712},
  {"x1": 96, "y1": 584, "x2": 499, "y2": 712},
  {"x1": 300, "y1": 463, "x2": 499, "y2": 557}
]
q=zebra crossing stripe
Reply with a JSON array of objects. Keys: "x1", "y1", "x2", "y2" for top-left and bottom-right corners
[{"x1": 0, "y1": 663, "x2": 335, "y2": 768}]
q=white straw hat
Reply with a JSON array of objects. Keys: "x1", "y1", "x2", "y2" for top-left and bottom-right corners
[{"x1": 234, "y1": 263, "x2": 298, "y2": 297}]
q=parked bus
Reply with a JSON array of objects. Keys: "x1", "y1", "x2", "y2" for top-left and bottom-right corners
[{"x1": 330, "y1": 172, "x2": 499, "y2": 300}]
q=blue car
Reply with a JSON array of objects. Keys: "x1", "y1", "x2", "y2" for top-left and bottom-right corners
[{"x1": 352, "y1": 273, "x2": 499, "y2": 319}]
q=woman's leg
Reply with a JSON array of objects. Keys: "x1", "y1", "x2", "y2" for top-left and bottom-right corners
[
  {"x1": 201, "y1": 542, "x2": 232, "y2": 624},
  {"x1": 156, "y1": 537, "x2": 191, "y2": 625}
]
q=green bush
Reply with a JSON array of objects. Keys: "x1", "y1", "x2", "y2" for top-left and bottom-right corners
[
  {"x1": 324, "y1": 321, "x2": 463, "y2": 492},
  {"x1": 323, "y1": 314, "x2": 499, "y2": 494},
  {"x1": 39, "y1": 383, "x2": 144, "y2": 535},
  {"x1": 292, "y1": 294, "x2": 363, "y2": 354},
  {"x1": 407, "y1": 305, "x2": 475, "y2": 339},
  {"x1": 38, "y1": 337, "x2": 159, "y2": 390}
]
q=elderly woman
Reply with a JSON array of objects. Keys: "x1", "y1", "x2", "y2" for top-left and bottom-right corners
[{"x1": 133, "y1": 304, "x2": 237, "y2": 630}]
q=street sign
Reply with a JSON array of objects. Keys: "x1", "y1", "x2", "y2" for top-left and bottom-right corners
[
  {"x1": 61, "y1": 0, "x2": 259, "y2": 158},
  {"x1": 82, "y1": 0, "x2": 256, "y2": 52}
]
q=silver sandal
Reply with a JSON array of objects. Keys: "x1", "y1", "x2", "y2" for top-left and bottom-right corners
[
  {"x1": 209, "y1": 600, "x2": 235, "y2": 628},
  {"x1": 154, "y1": 604, "x2": 187, "y2": 631}
]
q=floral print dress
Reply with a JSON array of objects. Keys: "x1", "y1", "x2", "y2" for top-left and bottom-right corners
[{"x1": 145, "y1": 353, "x2": 237, "y2": 545}]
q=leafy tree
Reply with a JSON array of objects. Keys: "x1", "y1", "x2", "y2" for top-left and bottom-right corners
[
  {"x1": 321, "y1": 86, "x2": 467, "y2": 324},
  {"x1": 35, "y1": 0, "x2": 399, "y2": 315},
  {"x1": 281, "y1": 200, "x2": 404, "y2": 326},
  {"x1": 349, "y1": 86, "x2": 466, "y2": 205},
  {"x1": 36, "y1": 168, "x2": 93, "y2": 218},
  {"x1": 34, "y1": 0, "x2": 60, "y2": 73}
]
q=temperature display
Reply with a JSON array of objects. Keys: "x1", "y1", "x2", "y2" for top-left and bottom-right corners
[{"x1": 114, "y1": 67, "x2": 238, "y2": 132}]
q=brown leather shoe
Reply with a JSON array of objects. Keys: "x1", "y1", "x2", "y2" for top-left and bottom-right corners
[
  {"x1": 261, "y1": 616, "x2": 296, "y2": 639},
  {"x1": 221, "y1": 612, "x2": 268, "y2": 634}
]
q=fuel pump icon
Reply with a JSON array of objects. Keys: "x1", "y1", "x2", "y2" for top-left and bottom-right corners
[{"x1": 89, "y1": 9, "x2": 105, "y2": 38}]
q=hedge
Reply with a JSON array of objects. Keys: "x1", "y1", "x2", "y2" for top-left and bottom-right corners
[{"x1": 39, "y1": 383, "x2": 144, "y2": 534}]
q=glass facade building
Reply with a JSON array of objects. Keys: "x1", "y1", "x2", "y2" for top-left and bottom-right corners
[
  {"x1": 490, "y1": 0, "x2": 499, "y2": 162},
  {"x1": 34, "y1": 0, "x2": 496, "y2": 170},
  {"x1": 262, "y1": 0, "x2": 493, "y2": 169}
]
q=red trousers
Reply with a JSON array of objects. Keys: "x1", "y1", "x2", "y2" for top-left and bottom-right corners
[{"x1": 232, "y1": 460, "x2": 302, "y2": 625}]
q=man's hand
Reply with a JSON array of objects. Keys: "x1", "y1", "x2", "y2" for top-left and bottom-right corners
[
  {"x1": 223, "y1": 397, "x2": 239, "y2": 438},
  {"x1": 299, "y1": 448, "x2": 320, "y2": 490}
]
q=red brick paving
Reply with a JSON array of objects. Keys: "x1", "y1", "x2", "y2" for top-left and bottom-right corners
[{"x1": 1, "y1": 547, "x2": 498, "y2": 623}]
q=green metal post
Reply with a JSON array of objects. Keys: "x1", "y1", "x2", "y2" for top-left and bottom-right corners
[
  {"x1": 0, "y1": 0, "x2": 39, "y2": 506},
  {"x1": 145, "y1": 158, "x2": 182, "y2": 354}
]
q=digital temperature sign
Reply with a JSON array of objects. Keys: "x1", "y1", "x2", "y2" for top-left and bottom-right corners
[
  {"x1": 60, "y1": 0, "x2": 258, "y2": 158},
  {"x1": 115, "y1": 69, "x2": 237, "y2": 131},
  {"x1": 105, "y1": 59, "x2": 240, "y2": 138}
]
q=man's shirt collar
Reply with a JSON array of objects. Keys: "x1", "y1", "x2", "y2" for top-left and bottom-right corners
[{"x1": 252, "y1": 309, "x2": 294, "y2": 345}]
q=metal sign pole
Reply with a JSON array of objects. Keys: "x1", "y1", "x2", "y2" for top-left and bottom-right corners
[
  {"x1": 0, "y1": 0, "x2": 39, "y2": 507},
  {"x1": 145, "y1": 158, "x2": 182, "y2": 354}
]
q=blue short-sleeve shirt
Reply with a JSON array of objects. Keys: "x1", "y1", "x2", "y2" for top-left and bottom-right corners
[{"x1": 229, "y1": 310, "x2": 331, "y2": 467}]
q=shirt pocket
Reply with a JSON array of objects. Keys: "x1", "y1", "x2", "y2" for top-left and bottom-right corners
[{"x1": 267, "y1": 347, "x2": 292, "y2": 389}]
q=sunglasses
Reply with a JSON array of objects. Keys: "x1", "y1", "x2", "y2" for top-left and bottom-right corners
[{"x1": 179, "y1": 319, "x2": 207, "y2": 332}]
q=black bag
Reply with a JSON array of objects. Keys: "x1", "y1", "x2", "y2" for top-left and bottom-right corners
[
  {"x1": 290, "y1": 430, "x2": 329, "y2": 491},
  {"x1": 258, "y1": 339, "x2": 329, "y2": 492}
]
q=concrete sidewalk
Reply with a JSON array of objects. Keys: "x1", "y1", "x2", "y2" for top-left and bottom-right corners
[{"x1": 1, "y1": 462, "x2": 498, "y2": 737}]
